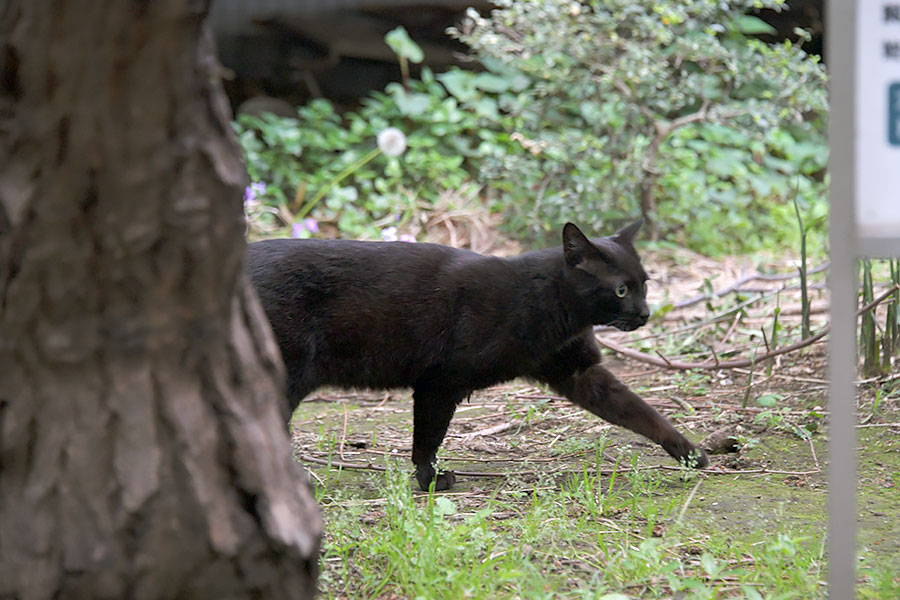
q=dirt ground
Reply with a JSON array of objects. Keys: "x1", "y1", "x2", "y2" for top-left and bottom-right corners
[{"x1": 290, "y1": 249, "x2": 900, "y2": 568}]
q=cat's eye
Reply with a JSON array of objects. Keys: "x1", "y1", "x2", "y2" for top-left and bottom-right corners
[{"x1": 615, "y1": 283, "x2": 628, "y2": 298}]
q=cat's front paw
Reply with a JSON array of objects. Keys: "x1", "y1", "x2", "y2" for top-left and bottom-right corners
[
  {"x1": 681, "y1": 447, "x2": 709, "y2": 469},
  {"x1": 665, "y1": 438, "x2": 709, "y2": 469}
]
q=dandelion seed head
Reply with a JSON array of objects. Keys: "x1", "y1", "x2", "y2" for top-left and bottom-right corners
[{"x1": 377, "y1": 127, "x2": 407, "y2": 157}]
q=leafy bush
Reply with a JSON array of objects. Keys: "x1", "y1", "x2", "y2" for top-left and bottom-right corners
[
  {"x1": 237, "y1": 0, "x2": 829, "y2": 256},
  {"x1": 658, "y1": 123, "x2": 828, "y2": 254},
  {"x1": 236, "y1": 70, "x2": 513, "y2": 240},
  {"x1": 454, "y1": 0, "x2": 828, "y2": 247}
]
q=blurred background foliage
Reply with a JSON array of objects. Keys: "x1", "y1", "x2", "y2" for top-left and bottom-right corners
[{"x1": 235, "y1": 0, "x2": 828, "y2": 257}]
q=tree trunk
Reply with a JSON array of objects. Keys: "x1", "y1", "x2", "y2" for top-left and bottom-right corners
[{"x1": 0, "y1": 2, "x2": 321, "y2": 598}]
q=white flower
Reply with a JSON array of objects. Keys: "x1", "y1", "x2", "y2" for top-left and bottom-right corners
[
  {"x1": 377, "y1": 127, "x2": 407, "y2": 157},
  {"x1": 381, "y1": 226, "x2": 398, "y2": 241}
]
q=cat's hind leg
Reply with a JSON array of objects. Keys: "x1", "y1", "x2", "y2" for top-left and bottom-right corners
[{"x1": 411, "y1": 384, "x2": 461, "y2": 491}]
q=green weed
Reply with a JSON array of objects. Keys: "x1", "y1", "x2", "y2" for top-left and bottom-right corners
[{"x1": 311, "y1": 454, "x2": 899, "y2": 599}]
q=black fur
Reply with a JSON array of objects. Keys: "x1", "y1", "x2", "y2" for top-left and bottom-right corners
[{"x1": 247, "y1": 221, "x2": 708, "y2": 490}]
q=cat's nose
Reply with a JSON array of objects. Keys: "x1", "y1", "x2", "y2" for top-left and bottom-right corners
[{"x1": 638, "y1": 308, "x2": 650, "y2": 322}]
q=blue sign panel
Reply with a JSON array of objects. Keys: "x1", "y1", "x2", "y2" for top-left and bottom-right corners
[{"x1": 891, "y1": 82, "x2": 900, "y2": 146}]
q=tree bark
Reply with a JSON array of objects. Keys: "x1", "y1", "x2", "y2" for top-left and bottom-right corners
[{"x1": 0, "y1": 2, "x2": 321, "y2": 598}]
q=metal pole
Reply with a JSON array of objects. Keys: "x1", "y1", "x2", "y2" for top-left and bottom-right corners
[{"x1": 826, "y1": 1, "x2": 858, "y2": 598}]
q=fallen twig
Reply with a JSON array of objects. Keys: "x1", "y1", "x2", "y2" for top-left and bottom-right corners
[
  {"x1": 674, "y1": 263, "x2": 830, "y2": 309},
  {"x1": 454, "y1": 409, "x2": 522, "y2": 424},
  {"x1": 299, "y1": 454, "x2": 821, "y2": 480},
  {"x1": 676, "y1": 479, "x2": 703, "y2": 525},
  {"x1": 731, "y1": 367, "x2": 828, "y2": 386},
  {"x1": 300, "y1": 454, "x2": 388, "y2": 472},
  {"x1": 857, "y1": 371, "x2": 900, "y2": 385},
  {"x1": 808, "y1": 436, "x2": 820, "y2": 470},
  {"x1": 609, "y1": 291, "x2": 776, "y2": 343},
  {"x1": 715, "y1": 311, "x2": 742, "y2": 353},
  {"x1": 452, "y1": 422, "x2": 515, "y2": 439},
  {"x1": 597, "y1": 284, "x2": 900, "y2": 371},
  {"x1": 339, "y1": 404, "x2": 349, "y2": 461},
  {"x1": 600, "y1": 330, "x2": 823, "y2": 371},
  {"x1": 669, "y1": 396, "x2": 696, "y2": 414}
]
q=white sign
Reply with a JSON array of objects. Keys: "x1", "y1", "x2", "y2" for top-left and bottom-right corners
[{"x1": 856, "y1": 0, "x2": 900, "y2": 238}]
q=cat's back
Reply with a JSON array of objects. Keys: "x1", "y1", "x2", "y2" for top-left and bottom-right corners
[
  {"x1": 246, "y1": 237, "x2": 503, "y2": 335},
  {"x1": 246, "y1": 237, "x2": 506, "y2": 392},
  {"x1": 247, "y1": 237, "x2": 482, "y2": 291}
]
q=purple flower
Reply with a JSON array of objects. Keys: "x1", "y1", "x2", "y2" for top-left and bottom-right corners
[
  {"x1": 291, "y1": 217, "x2": 319, "y2": 238},
  {"x1": 398, "y1": 234, "x2": 416, "y2": 243},
  {"x1": 243, "y1": 181, "x2": 267, "y2": 206}
]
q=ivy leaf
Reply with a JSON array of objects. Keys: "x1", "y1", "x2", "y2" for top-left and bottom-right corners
[
  {"x1": 756, "y1": 393, "x2": 782, "y2": 408},
  {"x1": 434, "y1": 496, "x2": 456, "y2": 516},
  {"x1": 700, "y1": 553, "x2": 721, "y2": 577},
  {"x1": 392, "y1": 89, "x2": 431, "y2": 116},
  {"x1": 742, "y1": 586, "x2": 765, "y2": 600},
  {"x1": 473, "y1": 72, "x2": 511, "y2": 93},
  {"x1": 473, "y1": 97, "x2": 499, "y2": 119},
  {"x1": 438, "y1": 70, "x2": 478, "y2": 102},
  {"x1": 732, "y1": 15, "x2": 777, "y2": 36},
  {"x1": 385, "y1": 26, "x2": 424, "y2": 63}
]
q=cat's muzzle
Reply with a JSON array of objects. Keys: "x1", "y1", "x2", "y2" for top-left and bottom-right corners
[{"x1": 616, "y1": 316, "x2": 648, "y2": 331}]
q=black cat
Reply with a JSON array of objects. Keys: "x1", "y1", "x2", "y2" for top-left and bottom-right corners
[{"x1": 247, "y1": 221, "x2": 708, "y2": 491}]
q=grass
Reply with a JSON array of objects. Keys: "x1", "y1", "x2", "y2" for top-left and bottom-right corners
[
  {"x1": 297, "y1": 370, "x2": 900, "y2": 599},
  {"x1": 313, "y1": 456, "x2": 848, "y2": 599},
  {"x1": 296, "y1": 371, "x2": 900, "y2": 599},
  {"x1": 293, "y1": 251, "x2": 900, "y2": 599}
]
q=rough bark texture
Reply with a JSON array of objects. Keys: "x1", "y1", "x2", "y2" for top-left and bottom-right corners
[{"x1": 0, "y1": 1, "x2": 321, "y2": 598}]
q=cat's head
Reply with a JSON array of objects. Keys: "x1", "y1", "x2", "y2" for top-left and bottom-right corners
[{"x1": 561, "y1": 220, "x2": 650, "y2": 331}]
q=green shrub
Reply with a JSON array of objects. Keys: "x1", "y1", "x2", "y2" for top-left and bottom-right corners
[
  {"x1": 454, "y1": 0, "x2": 829, "y2": 248},
  {"x1": 236, "y1": 69, "x2": 514, "y2": 240},
  {"x1": 237, "y1": 0, "x2": 829, "y2": 256}
]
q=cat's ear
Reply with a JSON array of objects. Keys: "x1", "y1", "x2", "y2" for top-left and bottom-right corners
[
  {"x1": 613, "y1": 219, "x2": 643, "y2": 245},
  {"x1": 562, "y1": 222, "x2": 595, "y2": 267}
]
